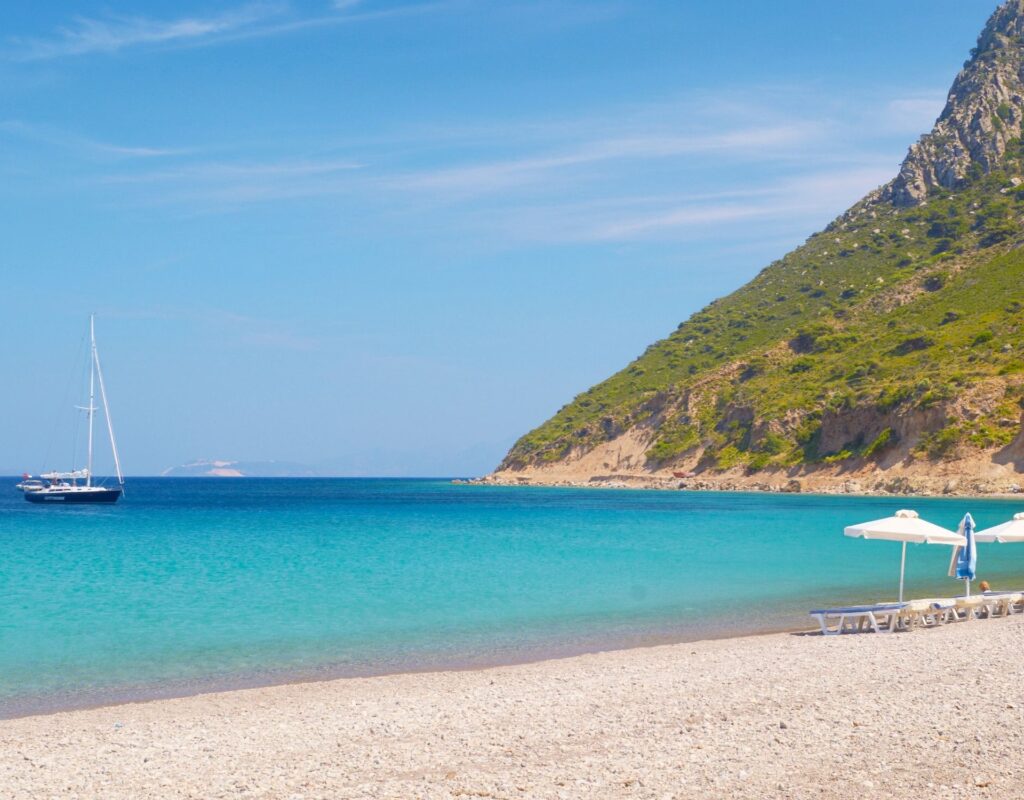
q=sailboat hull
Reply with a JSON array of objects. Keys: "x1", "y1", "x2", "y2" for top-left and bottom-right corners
[{"x1": 24, "y1": 488, "x2": 122, "y2": 504}]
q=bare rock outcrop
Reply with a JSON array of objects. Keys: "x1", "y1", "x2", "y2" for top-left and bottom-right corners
[{"x1": 884, "y1": 0, "x2": 1024, "y2": 205}]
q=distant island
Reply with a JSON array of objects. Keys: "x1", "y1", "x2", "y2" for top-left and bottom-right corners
[
  {"x1": 161, "y1": 460, "x2": 320, "y2": 478},
  {"x1": 487, "y1": 2, "x2": 1024, "y2": 496}
]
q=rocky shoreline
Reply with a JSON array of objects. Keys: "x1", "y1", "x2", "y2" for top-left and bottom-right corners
[{"x1": 463, "y1": 472, "x2": 1024, "y2": 497}]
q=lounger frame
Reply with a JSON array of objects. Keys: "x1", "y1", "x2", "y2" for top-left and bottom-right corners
[
  {"x1": 809, "y1": 604, "x2": 906, "y2": 635},
  {"x1": 810, "y1": 593, "x2": 1024, "y2": 634}
]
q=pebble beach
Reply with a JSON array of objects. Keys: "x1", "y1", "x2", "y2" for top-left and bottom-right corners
[{"x1": 5, "y1": 616, "x2": 1024, "y2": 800}]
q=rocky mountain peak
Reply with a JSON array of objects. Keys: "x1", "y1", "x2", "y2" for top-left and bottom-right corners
[{"x1": 885, "y1": 0, "x2": 1024, "y2": 206}]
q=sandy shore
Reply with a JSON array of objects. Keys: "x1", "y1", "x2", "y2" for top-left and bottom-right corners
[{"x1": 4, "y1": 619, "x2": 1024, "y2": 799}]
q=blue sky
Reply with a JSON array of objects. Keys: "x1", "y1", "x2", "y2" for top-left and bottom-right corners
[{"x1": 0, "y1": 0, "x2": 1000, "y2": 476}]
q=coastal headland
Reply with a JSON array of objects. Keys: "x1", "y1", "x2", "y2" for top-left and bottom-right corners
[
  {"x1": 490, "y1": 2, "x2": 1024, "y2": 495},
  {"x1": 4, "y1": 618, "x2": 1023, "y2": 799},
  {"x1": 478, "y1": 410, "x2": 1024, "y2": 494}
]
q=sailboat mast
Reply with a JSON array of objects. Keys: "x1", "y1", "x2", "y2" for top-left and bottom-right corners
[
  {"x1": 93, "y1": 319, "x2": 125, "y2": 489},
  {"x1": 87, "y1": 314, "x2": 96, "y2": 487}
]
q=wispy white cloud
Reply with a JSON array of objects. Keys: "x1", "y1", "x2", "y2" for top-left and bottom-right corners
[
  {"x1": 5, "y1": 1, "x2": 463, "y2": 61},
  {"x1": 104, "y1": 158, "x2": 363, "y2": 183},
  {"x1": 183, "y1": 1, "x2": 470, "y2": 49},
  {"x1": 8, "y1": 4, "x2": 286, "y2": 61},
  {"x1": 99, "y1": 157, "x2": 364, "y2": 206},
  {"x1": 393, "y1": 124, "x2": 818, "y2": 196},
  {"x1": 85, "y1": 117, "x2": 817, "y2": 208},
  {"x1": 478, "y1": 165, "x2": 897, "y2": 243},
  {"x1": 6, "y1": 82, "x2": 926, "y2": 245},
  {"x1": 590, "y1": 203, "x2": 785, "y2": 240},
  {"x1": 366, "y1": 86, "x2": 934, "y2": 243},
  {"x1": 0, "y1": 119, "x2": 190, "y2": 159},
  {"x1": 594, "y1": 165, "x2": 896, "y2": 240}
]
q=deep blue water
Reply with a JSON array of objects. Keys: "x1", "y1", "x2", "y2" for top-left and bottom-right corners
[{"x1": 2, "y1": 478, "x2": 1023, "y2": 716}]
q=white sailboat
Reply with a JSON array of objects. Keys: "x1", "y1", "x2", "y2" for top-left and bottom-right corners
[{"x1": 21, "y1": 315, "x2": 125, "y2": 504}]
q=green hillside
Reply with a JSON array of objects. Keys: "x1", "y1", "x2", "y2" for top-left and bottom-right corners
[{"x1": 499, "y1": 3, "x2": 1024, "y2": 477}]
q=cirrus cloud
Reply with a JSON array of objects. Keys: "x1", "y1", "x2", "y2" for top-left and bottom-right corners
[{"x1": 7, "y1": 3, "x2": 285, "y2": 61}]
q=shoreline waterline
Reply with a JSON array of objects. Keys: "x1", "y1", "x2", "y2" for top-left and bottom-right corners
[
  {"x1": 6, "y1": 616, "x2": 1024, "y2": 799},
  {"x1": 0, "y1": 620, "x2": 810, "y2": 721}
]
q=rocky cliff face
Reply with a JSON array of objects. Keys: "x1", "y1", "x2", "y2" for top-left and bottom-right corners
[
  {"x1": 490, "y1": 1, "x2": 1024, "y2": 495},
  {"x1": 886, "y1": 0, "x2": 1024, "y2": 205}
]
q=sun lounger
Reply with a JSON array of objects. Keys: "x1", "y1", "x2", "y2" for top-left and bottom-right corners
[
  {"x1": 950, "y1": 595, "x2": 987, "y2": 621},
  {"x1": 926, "y1": 598, "x2": 959, "y2": 624},
  {"x1": 809, "y1": 591, "x2": 1024, "y2": 634},
  {"x1": 980, "y1": 591, "x2": 1024, "y2": 617},
  {"x1": 894, "y1": 600, "x2": 930, "y2": 630},
  {"x1": 809, "y1": 603, "x2": 906, "y2": 635},
  {"x1": 902, "y1": 598, "x2": 957, "y2": 628}
]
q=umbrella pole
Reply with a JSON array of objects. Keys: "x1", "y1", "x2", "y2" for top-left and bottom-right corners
[
  {"x1": 899, "y1": 541, "x2": 906, "y2": 603},
  {"x1": 965, "y1": 578, "x2": 970, "y2": 597}
]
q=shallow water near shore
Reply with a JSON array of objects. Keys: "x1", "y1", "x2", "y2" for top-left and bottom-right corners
[{"x1": 2, "y1": 477, "x2": 1024, "y2": 717}]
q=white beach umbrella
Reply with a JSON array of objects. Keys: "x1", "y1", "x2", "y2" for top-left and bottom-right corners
[
  {"x1": 844, "y1": 510, "x2": 965, "y2": 602},
  {"x1": 975, "y1": 513, "x2": 1024, "y2": 543}
]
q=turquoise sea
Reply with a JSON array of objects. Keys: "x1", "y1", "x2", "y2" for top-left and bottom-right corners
[{"x1": 2, "y1": 478, "x2": 1024, "y2": 717}]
